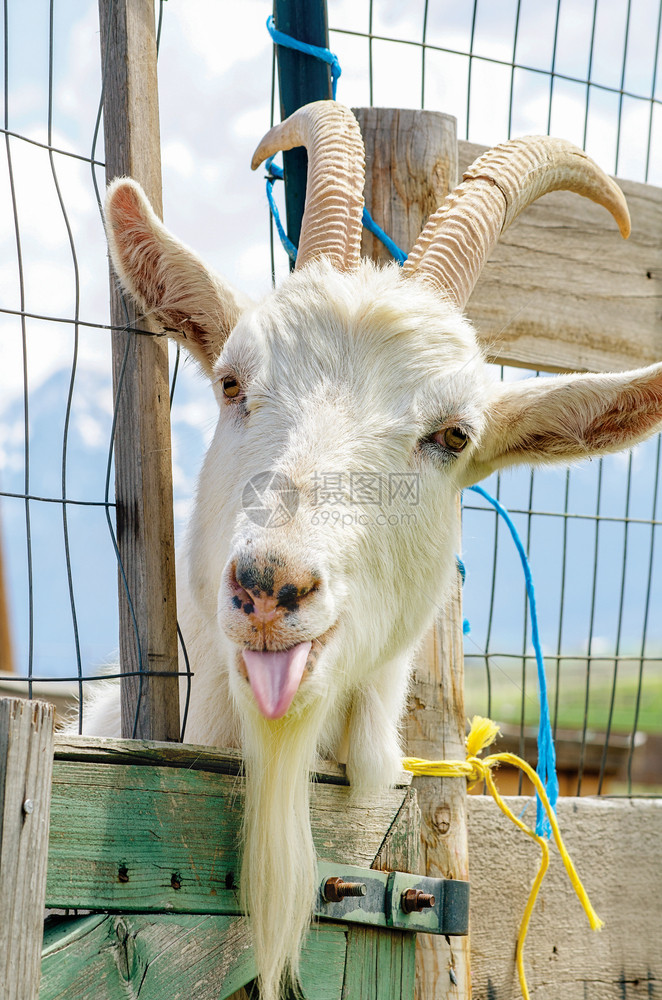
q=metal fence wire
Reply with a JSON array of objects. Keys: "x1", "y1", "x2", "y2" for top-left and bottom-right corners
[
  {"x1": 0, "y1": 0, "x2": 660, "y2": 795},
  {"x1": 322, "y1": 0, "x2": 662, "y2": 796},
  {"x1": 0, "y1": 0, "x2": 191, "y2": 739}
]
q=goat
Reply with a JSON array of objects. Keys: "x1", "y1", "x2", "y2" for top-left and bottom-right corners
[{"x1": 90, "y1": 101, "x2": 662, "y2": 1000}]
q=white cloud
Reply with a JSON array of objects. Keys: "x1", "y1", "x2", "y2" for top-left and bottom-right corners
[{"x1": 162, "y1": 140, "x2": 197, "y2": 179}]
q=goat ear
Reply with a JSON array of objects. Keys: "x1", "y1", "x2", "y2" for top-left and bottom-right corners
[
  {"x1": 462, "y1": 363, "x2": 662, "y2": 486},
  {"x1": 104, "y1": 178, "x2": 249, "y2": 377}
]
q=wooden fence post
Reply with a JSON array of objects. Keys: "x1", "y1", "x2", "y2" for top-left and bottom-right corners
[
  {"x1": 0, "y1": 698, "x2": 54, "y2": 1000},
  {"x1": 98, "y1": 0, "x2": 180, "y2": 741},
  {"x1": 354, "y1": 108, "x2": 469, "y2": 1000}
]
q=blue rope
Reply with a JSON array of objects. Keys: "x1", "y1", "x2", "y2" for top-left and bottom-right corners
[
  {"x1": 266, "y1": 15, "x2": 341, "y2": 98},
  {"x1": 455, "y1": 556, "x2": 472, "y2": 635},
  {"x1": 466, "y1": 484, "x2": 559, "y2": 838},
  {"x1": 263, "y1": 17, "x2": 408, "y2": 266},
  {"x1": 265, "y1": 156, "x2": 297, "y2": 262},
  {"x1": 362, "y1": 207, "x2": 408, "y2": 265}
]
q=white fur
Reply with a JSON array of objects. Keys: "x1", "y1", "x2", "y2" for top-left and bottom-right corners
[{"x1": 88, "y1": 183, "x2": 662, "y2": 1000}]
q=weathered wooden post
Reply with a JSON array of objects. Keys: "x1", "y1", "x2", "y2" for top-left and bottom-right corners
[
  {"x1": 355, "y1": 107, "x2": 470, "y2": 1000},
  {"x1": 98, "y1": 0, "x2": 179, "y2": 741},
  {"x1": 0, "y1": 697, "x2": 54, "y2": 999}
]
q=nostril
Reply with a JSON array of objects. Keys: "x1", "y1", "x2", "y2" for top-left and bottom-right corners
[
  {"x1": 276, "y1": 577, "x2": 321, "y2": 611},
  {"x1": 229, "y1": 562, "x2": 254, "y2": 613},
  {"x1": 276, "y1": 583, "x2": 300, "y2": 611},
  {"x1": 235, "y1": 560, "x2": 275, "y2": 598}
]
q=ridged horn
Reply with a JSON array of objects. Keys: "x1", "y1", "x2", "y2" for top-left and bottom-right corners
[
  {"x1": 401, "y1": 135, "x2": 631, "y2": 309},
  {"x1": 251, "y1": 101, "x2": 365, "y2": 272}
]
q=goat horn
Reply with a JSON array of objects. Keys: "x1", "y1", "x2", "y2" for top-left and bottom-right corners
[
  {"x1": 401, "y1": 135, "x2": 631, "y2": 310},
  {"x1": 251, "y1": 101, "x2": 365, "y2": 272}
]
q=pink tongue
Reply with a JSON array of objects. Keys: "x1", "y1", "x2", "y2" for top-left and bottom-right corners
[{"x1": 242, "y1": 641, "x2": 312, "y2": 720}]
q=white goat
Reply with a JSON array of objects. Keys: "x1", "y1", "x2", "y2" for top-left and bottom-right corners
[{"x1": 91, "y1": 101, "x2": 662, "y2": 1000}]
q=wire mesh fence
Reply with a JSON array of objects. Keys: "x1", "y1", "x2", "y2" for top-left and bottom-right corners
[
  {"x1": 1, "y1": 0, "x2": 115, "y2": 696},
  {"x1": 0, "y1": 0, "x2": 660, "y2": 794},
  {"x1": 322, "y1": 0, "x2": 662, "y2": 795},
  {"x1": 0, "y1": 0, "x2": 196, "y2": 737}
]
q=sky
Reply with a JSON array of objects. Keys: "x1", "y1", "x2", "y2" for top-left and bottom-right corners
[{"x1": 0, "y1": 0, "x2": 660, "y2": 733}]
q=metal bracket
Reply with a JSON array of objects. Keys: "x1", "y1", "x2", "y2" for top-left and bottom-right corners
[{"x1": 316, "y1": 862, "x2": 469, "y2": 936}]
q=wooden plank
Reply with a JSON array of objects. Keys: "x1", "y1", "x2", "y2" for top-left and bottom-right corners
[
  {"x1": 98, "y1": 0, "x2": 179, "y2": 741},
  {"x1": 371, "y1": 786, "x2": 421, "y2": 874},
  {"x1": 342, "y1": 926, "x2": 417, "y2": 1000},
  {"x1": 299, "y1": 926, "x2": 348, "y2": 1000},
  {"x1": 459, "y1": 140, "x2": 662, "y2": 374},
  {"x1": 45, "y1": 759, "x2": 411, "y2": 912},
  {"x1": 40, "y1": 913, "x2": 348, "y2": 1000},
  {"x1": 40, "y1": 913, "x2": 255, "y2": 1000},
  {"x1": 52, "y1": 734, "x2": 411, "y2": 786},
  {"x1": 467, "y1": 796, "x2": 662, "y2": 1000},
  {"x1": 354, "y1": 108, "x2": 457, "y2": 264},
  {"x1": 0, "y1": 698, "x2": 54, "y2": 1000}
]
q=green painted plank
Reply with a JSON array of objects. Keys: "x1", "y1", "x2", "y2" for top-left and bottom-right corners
[
  {"x1": 342, "y1": 926, "x2": 417, "y2": 1000},
  {"x1": 46, "y1": 760, "x2": 409, "y2": 913},
  {"x1": 299, "y1": 925, "x2": 348, "y2": 1000},
  {"x1": 41, "y1": 914, "x2": 119, "y2": 999},
  {"x1": 40, "y1": 913, "x2": 348, "y2": 1000},
  {"x1": 53, "y1": 736, "x2": 390, "y2": 786},
  {"x1": 40, "y1": 913, "x2": 255, "y2": 1000}
]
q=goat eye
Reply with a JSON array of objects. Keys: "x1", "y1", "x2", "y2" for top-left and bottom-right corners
[
  {"x1": 442, "y1": 426, "x2": 468, "y2": 452},
  {"x1": 222, "y1": 376, "x2": 241, "y2": 399}
]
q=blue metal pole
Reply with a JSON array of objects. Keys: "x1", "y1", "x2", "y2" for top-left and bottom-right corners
[{"x1": 272, "y1": 0, "x2": 333, "y2": 265}]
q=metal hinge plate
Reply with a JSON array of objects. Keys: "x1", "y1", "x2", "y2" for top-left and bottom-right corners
[{"x1": 315, "y1": 862, "x2": 469, "y2": 935}]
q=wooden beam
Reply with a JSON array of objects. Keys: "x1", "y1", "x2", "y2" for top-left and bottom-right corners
[
  {"x1": 342, "y1": 927, "x2": 417, "y2": 1000},
  {"x1": 371, "y1": 785, "x2": 420, "y2": 874},
  {"x1": 459, "y1": 140, "x2": 662, "y2": 374},
  {"x1": 45, "y1": 755, "x2": 412, "y2": 912},
  {"x1": 98, "y1": 0, "x2": 179, "y2": 741},
  {"x1": 41, "y1": 914, "x2": 255, "y2": 1000},
  {"x1": 355, "y1": 108, "x2": 470, "y2": 1000},
  {"x1": 41, "y1": 913, "x2": 348, "y2": 1000},
  {"x1": 0, "y1": 698, "x2": 54, "y2": 1000},
  {"x1": 53, "y1": 733, "x2": 411, "y2": 786}
]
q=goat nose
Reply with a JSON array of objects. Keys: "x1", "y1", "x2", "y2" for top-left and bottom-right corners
[{"x1": 230, "y1": 559, "x2": 319, "y2": 620}]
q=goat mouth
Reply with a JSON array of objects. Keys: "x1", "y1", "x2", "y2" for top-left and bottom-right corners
[{"x1": 237, "y1": 630, "x2": 332, "y2": 720}]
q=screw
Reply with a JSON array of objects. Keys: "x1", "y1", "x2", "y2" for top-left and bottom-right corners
[
  {"x1": 401, "y1": 888, "x2": 436, "y2": 914},
  {"x1": 23, "y1": 799, "x2": 34, "y2": 815},
  {"x1": 171, "y1": 873, "x2": 182, "y2": 890},
  {"x1": 118, "y1": 865, "x2": 129, "y2": 883},
  {"x1": 323, "y1": 876, "x2": 367, "y2": 903}
]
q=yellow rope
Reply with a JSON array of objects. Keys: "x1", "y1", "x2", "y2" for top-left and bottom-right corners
[{"x1": 402, "y1": 716, "x2": 603, "y2": 1000}]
